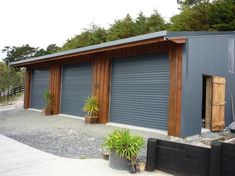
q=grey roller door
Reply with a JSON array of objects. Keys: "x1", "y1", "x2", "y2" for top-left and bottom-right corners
[
  {"x1": 110, "y1": 53, "x2": 169, "y2": 130},
  {"x1": 31, "y1": 68, "x2": 50, "y2": 109},
  {"x1": 61, "y1": 63, "x2": 92, "y2": 117}
]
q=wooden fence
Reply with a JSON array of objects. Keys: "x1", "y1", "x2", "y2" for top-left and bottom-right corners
[
  {"x1": 146, "y1": 138, "x2": 235, "y2": 176},
  {"x1": 9, "y1": 85, "x2": 24, "y2": 97},
  {"x1": 0, "y1": 85, "x2": 24, "y2": 98}
]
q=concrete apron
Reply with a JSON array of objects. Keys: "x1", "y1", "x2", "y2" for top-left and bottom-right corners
[{"x1": 0, "y1": 134, "x2": 171, "y2": 176}]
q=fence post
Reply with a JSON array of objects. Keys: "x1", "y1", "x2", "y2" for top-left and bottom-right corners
[
  {"x1": 146, "y1": 138, "x2": 158, "y2": 172},
  {"x1": 7, "y1": 89, "x2": 9, "y2": 101},
  {"x1": 209, "y1": 141, "x2": 222, "y2": 176}
]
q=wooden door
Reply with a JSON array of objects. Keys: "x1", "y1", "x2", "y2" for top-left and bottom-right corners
[{"x1": 211, "y1": 76, "x2": 226, "y2": 131}]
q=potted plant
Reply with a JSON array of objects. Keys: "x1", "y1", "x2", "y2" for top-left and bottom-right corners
[
  {"x1": 43, "y1": 89, "x2": 53, "y2": 115},
  {"x1": 83, "y1": 96, "x2": 100, "y2": 123},
  {"x1": 103, "y1": 129, "x2": 144, "y2": 173}
]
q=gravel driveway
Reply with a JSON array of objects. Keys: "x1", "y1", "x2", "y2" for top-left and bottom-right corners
[{"x1": 0, "y1": 108, "x2": 168, "y2": 159}]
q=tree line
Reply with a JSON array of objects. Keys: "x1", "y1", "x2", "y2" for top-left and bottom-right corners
[
  {"x1": 0, "y1": 0, "x2": 234, "y2": 99},
  {"x1": 1, "y1": 0, "x2": 235, "y2": 64}
]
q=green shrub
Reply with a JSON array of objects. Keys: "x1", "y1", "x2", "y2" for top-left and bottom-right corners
[
  {"x1": 103, "y1": 130, "x2": 144, "y2": 164},
  {"x1": 82, "y1": 96, "x2": 100, "y2": 116}
]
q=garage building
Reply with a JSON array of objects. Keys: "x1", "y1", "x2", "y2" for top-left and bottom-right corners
[{"x1": 10, "y1": 31, "x2": 235, "y2": 137}]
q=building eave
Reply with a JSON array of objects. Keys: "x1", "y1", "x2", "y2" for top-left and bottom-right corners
[{"x1": 10, "y1": 31, "x2": 169, "y2": 67}]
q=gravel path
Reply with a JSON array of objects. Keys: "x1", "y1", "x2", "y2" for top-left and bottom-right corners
[
  {"x1": 0, "y1": 108, "x2": 169, "y2": 160},
  {"x1": 7, "y1": 129, "x2": 105, "y2": 158},
  {"x1": 2, "y1": 100, "x2": 230, "y2": 160}
]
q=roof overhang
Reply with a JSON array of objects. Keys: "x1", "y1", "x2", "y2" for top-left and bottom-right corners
[{"x1": 9, "y1": 30, "x2": 191, "y2": 67}]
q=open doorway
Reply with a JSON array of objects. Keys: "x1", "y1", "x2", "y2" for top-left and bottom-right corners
[{"x1": 202, "y1": 75, "x2": 212, "y2": 129}]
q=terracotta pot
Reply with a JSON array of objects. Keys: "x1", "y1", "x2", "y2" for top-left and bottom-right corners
[{"x1": 85, "y1": 115, "x2": 98, "y2": 123}]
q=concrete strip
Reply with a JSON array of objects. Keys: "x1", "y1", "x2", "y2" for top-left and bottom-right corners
[
  {"x1": 0, "y1": 134, "x2": 172, "y2": 176},
  {"x1": 28, "y1": 108, "x2": 43, "y2": 112},
  {"x1": 58, "y1": 113, "x2": 85, "y2": 121},
  {"x1": 107, "y1": 122, "x2": 167, "y2": 135}
]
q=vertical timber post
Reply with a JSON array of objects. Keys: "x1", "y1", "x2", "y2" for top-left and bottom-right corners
[
  {"x1": 50, "y1": 64, "x2": 61, "y2": 115},
  {"x1": 209, "y1": 141, "x2": 222, "y2": 176},
  {"x1": 24, "y1": 67, "x2": 32, "y2": 109},
  {"x1": 168, "y1": 44, "x2": 183, "y2": 137},
  {"x1": 146, "y1": 138, "x2": 158, "y2": 172}
]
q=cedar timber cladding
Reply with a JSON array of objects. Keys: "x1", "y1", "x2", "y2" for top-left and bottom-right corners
[
  {"x1": 93, "y1": 54, "x2": 111, "y2": 123},
  {"x1": 168, "y1": 44, "x2": 183, "y2": 137},
  {"x1": 24, "y1": 68, "x2": 32, "y2": 109},
  {"x1": 50, "y1": 64, "x2": 61, "y2": 114}
]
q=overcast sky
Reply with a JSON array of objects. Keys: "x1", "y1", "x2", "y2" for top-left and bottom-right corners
[{"x1": 0, "y1": 0, "x2": 179, "y2": 59}]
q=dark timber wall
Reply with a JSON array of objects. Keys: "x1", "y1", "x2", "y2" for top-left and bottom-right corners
[
  {"x1": 146, "y1": 138, "x2": 235, "y2": 176},
  {"x1": 23, "y1": 40, "x2": 184, "y2": 137}
]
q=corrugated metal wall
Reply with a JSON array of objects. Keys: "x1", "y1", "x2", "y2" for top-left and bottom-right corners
[
  {"x1": 110, "y1": 53, "x2": 169, "y2": 130},
  {"x1": 181, "y1": 35, "x2": 235, "y2": 137},
  {"x1": 61, "y1": 63, "x2": 92, "y2": 116},
  {"x1": 31, "y1": 68, "x2": 50, "y2": 109}
]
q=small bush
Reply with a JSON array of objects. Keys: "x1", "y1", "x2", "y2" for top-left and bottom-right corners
[{"x1": 103, "y1": 129, "x2": 144, "y2": 163}]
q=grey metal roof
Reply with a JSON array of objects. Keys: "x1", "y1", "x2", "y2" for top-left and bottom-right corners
[{"x1": 10, "y1": 30, "x2": 235, "y2": 66}]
